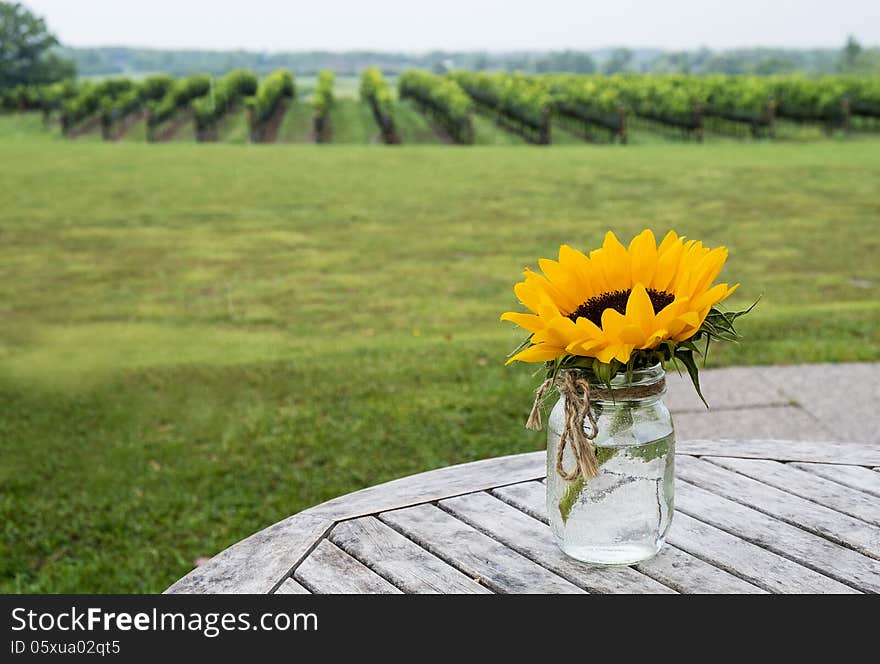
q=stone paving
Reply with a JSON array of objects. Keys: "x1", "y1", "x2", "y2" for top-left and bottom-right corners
[{"x1": 664, "y1": 362, "x2": 878, "y2": 444}]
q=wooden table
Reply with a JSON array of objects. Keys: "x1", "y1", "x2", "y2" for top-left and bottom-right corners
[{"x1": 166, "y1": 438, "x2": 880, "y2": 594}]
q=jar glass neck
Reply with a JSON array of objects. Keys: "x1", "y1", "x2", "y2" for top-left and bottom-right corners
[{"x1": 565, "y1": 363, "x2": 666, "y2": 398}]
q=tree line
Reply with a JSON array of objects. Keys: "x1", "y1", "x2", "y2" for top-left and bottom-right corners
[
  {"x1": 2, "y1": 1, "x2": 878, "y2": 92},
  {"x1": 60, "y1": 44, "x2": 880, "y2": 78}
]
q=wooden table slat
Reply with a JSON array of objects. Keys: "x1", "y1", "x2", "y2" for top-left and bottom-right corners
[
  {"x1": 676, "y1": 439, "x2": 880, "y2": 466},
  {"x1": 439, "y1": 491, "x2": 675, "y2": 594},
  {"x1": 166, "y1": 512, "x2": 333, "y2": 594},
  {"x1": 676, "y1": 480, "x2": 879, "y2": 593},
  {"x1": 308, "y1": 451, "x2": 545, "y2": 522},
  {"x1": 274, "y1": 578, "x2": 311, "y2": 594},
  {"x1": 294, "y1": 540, "x2": 402, "y2": 594},
  {"x1": 790, "y1": 462, "x2": 880, "y2": 499},
  {"x1": 165, "y1": 439, "x2": 880, "y2": 594},
  {"x1": 667, "y1": 511, "x2": 859, "y2": 593},
  {"x1": 677, "y1": 455, "x2": 880, "y2": 560},
  {"x1": 379, "y1": 503, "x2": 586, "y2": 594},
  {"x1": 329, "y1": 517, "x2": 491, "y2": 594},
  {"x1": 491, "y1": 481, "x2": 767, "y2": 594},
  {"x1": 705, "y1": 456, "x2": 880, "y2": 527}
]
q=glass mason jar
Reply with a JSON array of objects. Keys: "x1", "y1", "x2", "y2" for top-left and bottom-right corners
[{"x1": 546, "y1": 363, "x2": 674, "y2": 565}]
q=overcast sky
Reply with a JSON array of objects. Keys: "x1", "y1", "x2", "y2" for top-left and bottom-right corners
[{"x1": 23, "y1": 0, "x2": 880, "y2": 52}]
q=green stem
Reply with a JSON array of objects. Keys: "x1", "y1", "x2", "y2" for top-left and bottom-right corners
[{"x1": 558, "y1": 402, "x2": 633, "y2": 523}]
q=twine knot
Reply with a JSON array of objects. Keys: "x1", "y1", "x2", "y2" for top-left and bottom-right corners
[
  {"x1": 526, "y1": 371, "x2": 666, "y2": 482},
  {"x1": 526, "y1": 371, "x2": 600, "y2": 481}
]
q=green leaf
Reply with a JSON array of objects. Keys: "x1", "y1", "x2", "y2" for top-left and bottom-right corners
[
  {"x1": 558, "y1": 477, "x2": 584, "y2": 523},
  {"x1": 675, "y1": 348, "x2": 708, "y2": 408},
  {"x1": 558, "y1": 445, "x2": 618, "y2": 523}
]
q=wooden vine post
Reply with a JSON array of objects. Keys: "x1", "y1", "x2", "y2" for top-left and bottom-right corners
[
  {"x1": 766, "y1": 100, "x2": 777, "y2": 139},
  {"x1": 693, "y1": 103, "x2": 705, "y2": 143},
  {"x1": 464, "y1": 112, "x2": 474, "y2": 145},
  {"x1": 246, "y1": 105, "x2": 257, "y2": 143},
  {"x1": 145, "y1": 110, "x2": 156, "y2": 142},
  {"x1": 101, "y1": 114, "x2": 112, "y2": 141},
  {"x1": 539, "y1": 106, "x2": 551, "y2": 145},
  {"x1": 313, "y1": 111, "x2": 325, "y2": 143}
]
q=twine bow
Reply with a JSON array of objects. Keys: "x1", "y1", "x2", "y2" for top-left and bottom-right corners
[
  {"x1": 525, "y1": 371, "x2": 667, "y2": 483},
  {"x1": 526, "y1": 371, "x2": 600, "y2": 481}
]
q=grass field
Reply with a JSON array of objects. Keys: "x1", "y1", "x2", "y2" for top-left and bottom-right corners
[
  {"x1": 328, "y1": 98, "x2": 381, "y2": 143},
  {"x1": 217, "y1": 108, "x2": 251, "y2": 144},
  {"x1": 277, "y1": 101, "x2": 314, "y2": 143},
  {"x1": 1, "y1": 118, "x2": 878, "y2": 592}
]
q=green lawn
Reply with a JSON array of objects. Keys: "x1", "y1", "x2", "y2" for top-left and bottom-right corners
[
  {"x1": 395, "y1": 100, "x2": 443, "y2": 144},
  {"x1": 217, "y1": 108, "x2": 250, "y2": 144},
  {"x1": 0, "y1": 128, "x2": 878, "y2": 593},
  {"x1": 120, "y1": 116, "x2": 148, "y2": 142},
  {"x1": 0, "y1": 112, "x2": 61, "y2": 141},
  {"x1": 470, "y1": 111, "x2": 527, "y2": 145},
  {"x1": 277, "y1": 101, "x2": 314, "y2": 143},
  {"x1": 327, "y1": 99, "x2": 380, "y2": 143}
]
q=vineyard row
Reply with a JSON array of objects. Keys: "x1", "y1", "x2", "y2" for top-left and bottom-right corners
[{"x1": 2, "y1": 71, "x2": 879, "y2": 145}]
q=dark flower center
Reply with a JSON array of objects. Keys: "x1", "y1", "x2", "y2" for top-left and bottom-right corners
[{"x1": 567, "y1": 289, "x2": 675, "y2": 327}]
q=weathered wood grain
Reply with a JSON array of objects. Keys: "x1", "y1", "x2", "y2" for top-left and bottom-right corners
[
  {"x1": 165, "y1": 512, "x2": 332, "y2": 594},
  {"x1": 667, "y1": 510, "x2": 858, "y2": 593},
  {"x1": 167, "y1": 441, "x2": 880, "y2": 594},
  {"x1": 379, "y1": 503, "x2": 585, "y2": 594},
  {"x1": 329, "y1": 517, "x2": 491, "y2": 594},
  {"x1": 491, "y1": 480, "x2": 766, "y2": 594},
  {"x1": 677, "y1": 455, "x2": 880, "y2": 559},
  {"x1": 676, "y1": 479, "x2": 878, "y2": 592},
  {"x1": 308, "y1": 451, "x2": 545, "y2": 521},
  {"x1": 294, "y1": 540, "x2": 402, "y2": 594},
  {"x1": 439, "y1": 491, "x2": 675, "y2": 594},
  {"x1": 706, "y1": 456, "x2": 880, "y2": 527},
  {"x1": 676, "y1": 439, "x2": 880, "y2": 466},
  {"x1": 791, "y1": 462, "x2": 880, "y2": 499},
  {"x1": 274, "y1": 578, "x2": 310, "y2": 594}
]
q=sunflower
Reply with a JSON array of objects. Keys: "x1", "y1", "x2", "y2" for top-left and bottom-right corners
[{"x1": 501, "y1": 230, "x2": 739, "y2": 367}]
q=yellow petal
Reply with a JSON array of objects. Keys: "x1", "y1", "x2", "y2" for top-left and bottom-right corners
[
  {"x1": 571, "y1": 315, "x2": 604, "y2": 340},
  {"x1": 625, "y1": 283, "x2": 656, "y2": 335},
  {"x1": 595, "y1": 344, "x2": 622, "y2": 364},
  {"x1": 532, "y1": 314, "x2": 581, "y2": 347},
  {"x1": 525, "y1": 267, "x2": 579, "y2": 315},
  {"x1": 676, "y1": 311, "x2": 701, "y2": 328},
  {"x1": 652, "y1": 236, "x2": 686, "y2": 292},
  {"x1": 692, "y1": 282, "x2": 737, "y2": 311},
  {"x1": 657, "y1": 230, "x2": 681, "y2": 254},
  {"x1": 643, "y1": 328, "x2": 669, "y2": 349},
  {"x1": 601, "y1": 230, "x2": 631, "y2": 290},
  {"x1": 613, "y1": 343, "x2": 635, "y2": 363},
  {"x1": 688, "y1": 246, "x2": 729, "y2": 297},
  {"x1": 600, "y1": 307, "x2": 628, "y2": 338},
  {"x1": 505, "y1": 343, "x2": 565, "y2": 365},
  {"x1": 558, "y1": 244, "x2": 596, "y2": 301},
  {"x1": 619, "y1": 325, "x2": 647, "y2": 345},
  {"x1": 629, "y1": 229, "x2": 658, "y2": 287},
  {"x1": 513, "y1": 281, "x2": 544, "y2": 314},
  {"x1": 566, "y1": 337, "x2": 605, "y2": 355},
  {"x1": 500, "y1": 312, "x2": 544, "y2": 333}
]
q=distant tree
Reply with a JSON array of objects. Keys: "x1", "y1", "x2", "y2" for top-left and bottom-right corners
[
  {"x1": 0, "y1": 1, "x2": 74, "y2": 87},
  {"x1": 554, "y1": 50, "x2": 595, "y2": 73},
  {"x1": 603, "y1": 48, "x2": 633, "y2": 74},
  {"x1": 472, "y1": 52, "x2": 490, "y2": 71},
  {"x1": 843, "y1": 35, "x2": 862, "y2": 70}
]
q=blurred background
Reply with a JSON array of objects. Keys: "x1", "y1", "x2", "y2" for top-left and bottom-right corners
[{"x1": 1, "y1": 0, "x2": 877, "y2": 592}]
